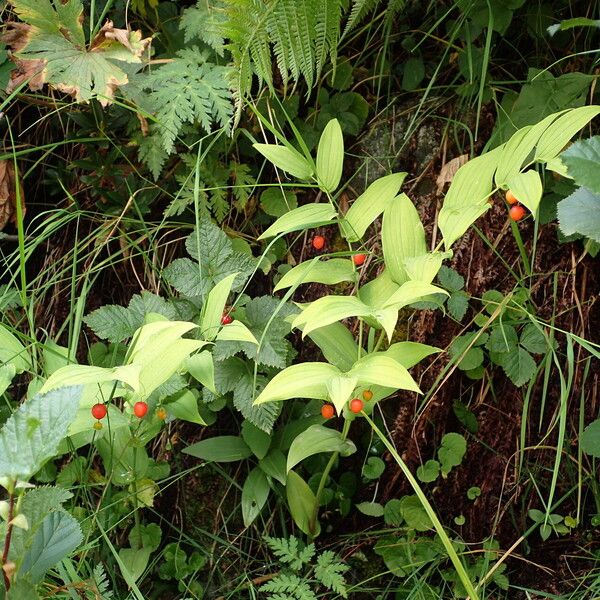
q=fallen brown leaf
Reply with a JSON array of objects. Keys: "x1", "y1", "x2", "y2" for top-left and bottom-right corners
[
  {"x1": 0, "y1": 161, "x2": 26, "y2": 232},
  {"x1": 436, "y1": 154, "x2": 469, "y2": 194}
]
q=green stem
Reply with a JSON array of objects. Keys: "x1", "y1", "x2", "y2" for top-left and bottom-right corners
[
  {"x1": 373, "y1": 330, "x2": 386, "y2": 353},
  {"x1": 1, "y1": 487, "x2": 15, "y2": 591},
  {"x1": 309, "y1": 419, "x2": 351, "y2": 537},
  {"x1": 363, "y1": 414, "x2": 480, "y2": 600},
  {"x1": 509, "y1": 219, "x2": 531, "y2": 278}
]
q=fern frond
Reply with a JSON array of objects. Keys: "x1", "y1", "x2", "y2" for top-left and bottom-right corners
[
  {"x1": 264, "y1": 536, "x2": 315, "y2": 571},
  {"x1": 180, "y1": 0, "x2": 227, "y2": 55},
  {"x1": 314, "y1": 550, "x2": 349, "y2": 597},
  {"x1": 315, "y1": 0, "x2": 342, "y2": 77},
  {"x1": 260, "y1": 574, "x2": 317, "y2": 600}
]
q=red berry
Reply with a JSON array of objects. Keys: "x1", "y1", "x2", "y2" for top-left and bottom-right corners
[
  {"x1": 221, "y1": 313, "x2": 233, "y2": 325},
  {"x1": 91, "y1": 403, "x2": 107, "y2": 420},
  {"x1": 353, "y1": 253, "x2": 366, "y2": 266},
  {"x1": 505, "y1": 190, "x2": 518, "y2": 205},
  {"x1": 362, "y1": 389, "x2": 373, "y2": 401},
  {"x1": 312, "y1": 235, "x2": 325, "y2": 251},
  {"x1": 133, "y1": 401, "x2": 148, "y2": 418},
  {"x1": 321, "y1": 404, "x2": 335, "y2": 419},
  {"x1": 156, "y1": 407, "x2": 167, "y2": 421},
  {"x1": 349, "y1": 398, "x2": 364, "y2": 414},
  {"x1": 509, "y1": 205, "x2": 526, "y2": 221}
]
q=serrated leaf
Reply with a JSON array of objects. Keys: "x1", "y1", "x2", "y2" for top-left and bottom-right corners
[
  {"x1": 437, "y1": 266, "x2": 464, "y2": 292},
  {"x1": 0, "y1": 386, "x2": 81, "y2": 480},
  {"x1": 520, "y1": 323, "x2": 547, "y2": 354},
  {"x1": 557, "y1": 187, "x2": 600, "y2": 243},
  {"x1": 20, "y1": 511, "x2": 83, "y2": 582},
  {"x1": 561, "y1": 136, "x2": 600, "y2": 193},
  {"x1": 447, "y1": 292, "x2": 469, "y2": 321},
  {"x1": 499, "y1": 347, "x2": 537, "y2": 387},
  {"x1": 486, "y1": 324, "x2": 518, "y2": 353}
]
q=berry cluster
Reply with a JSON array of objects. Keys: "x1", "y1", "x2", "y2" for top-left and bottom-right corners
[
  {"x1": 90, "y1": 401, "x2": 167, "y2": 428},
  {"x1": 320, "y1": 389, "x2": 373, "y2": 419},
  {"x1": 505, "y1": 190, "x2": 527, "y2": 221}
]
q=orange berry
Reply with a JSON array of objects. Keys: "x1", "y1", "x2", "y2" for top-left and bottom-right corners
[
  {"x1": 156, "y1": 407, "x2": 167, "y2": 421},
  {"x1": 93, "y1": 421, "x2": 103, "y2": 431},
  {"x1": 509, "y1": 205, "x2": 526, "y2": 221},
  {"x1": 312, "y1": 235, "x2": 325, "y2": 250},
  {"x1": 353, "y1": 253, "x2": 366, "y2": 266},
  {"x1": 362, "y1": 389, "x2": 373, "y2": 401},
  {"x1": 505, "y1": 190, "x2": 518, "y2": 205},
  {"x1": 91, "y1": 403, "x2": 107, "y2": 420},
  {"x1": 133, "y1": 401, "x2": 148, "y2": 418},
  {"x1": 349, "y1": 398, "x2": 364, "y2": 414},
  {"x1": 321, "y1": 404, "x2": 335, "y2": 419}
]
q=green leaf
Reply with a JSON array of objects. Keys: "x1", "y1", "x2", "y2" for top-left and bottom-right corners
[
  {"x1": 498, "y1": 346, "x2": 537, "y2": 387},
  {"x1": 215, "y1": 320, "x2": 258, "y2": 345},
  {"x1": 259, "y1": 449, "x2": 287, "y2": 485},
  {"x1": 183, "y1": 435, "x2": 253, "y2": 462},
  {"x1": 349, "y1": 355, "x2": 421, "y2": 394},
  {"x1": 242, "y1": 467, "x2": 270, "y2": 526},
  {"x1": 119, "y1": 547, "x2": 151, "y2": 583},
  {"x1": 383, "y1": 281, "x2": 448, "y2": 310},
  {"x1": 260, "y1": 188, "x2": 298, "y2": 217},
  {"x1": 287, "y1": 425, "x2": 356, "y2": 472},
  {"x1": 505, "y1": 170, "x2": 543, "y2": 216},
  {"x1": 561, "y1": 136, "x2": 600, "y2": 193},
  {"x1": 292, "y1": 296, "x2": 372, "y2": 338},
  {"x1": 402, "y1": 56, "x2": 425, "y2": 91},
  {"x1": 241, "y1": 420, "x2": 271, "y2": 459},
  {"x1": 129, "y1": 523, "x2": 162, "y2": 551},
  {"x1": 186, "y1": 351, "x2": 216, "y2": 394},
  {"x1": 201, "y1": 273, "x2": 237, "y2": 341},
  {"x1": 447, "y1": 292, "x2": 469, "y2": 321},
  {"x1": 0, "y1": 363, "x2": 16, "y2": 396},
  {"x1": 486, "y1": 324, "x2": 518, "y2": 353},
  {"x1": 404, "y1": 253, "x2": 447, "y2": 285},
  {"x1": 316, "y1": 118, "x2": 344, "y2": 192},
  {"x1": 356, "y1": 502, "x2": 384, "y2": 517},
  {"x1": 258, "y1": 203, "x2": 337, "y2": 239},
  {"x1": 467, "y1": 486, "x2": 481, "y2": 500},
  {"x1": 20, "y1": 511, "x2": 83, "y2": 582},
  {"x1": 306, "y1": 322, "x2": 358, "y2": 372},
  {"x1": 0, "y1": 386, "x2": 81, "y2": 481},
  {"x1": 416, "y1": 459, "x2": 440, "y2": 483},
  {"x1": 362, "y1": 456, "x2": 385, "y2": 480},
  {"x1": 286, "y1": 470, "x2": 320, "y2": 537},
  {"x1": 341, "y1": 173, "x2": 407, "y2": 242},
  {"x1": 326, "y1": 373, "x2": 358, "y2": 414},
  {"x1": 520, "y1": 324, "x2": 547, "y2": 354},
  {"x1": 254, "y1": 363, "x2": 340, "y2": 405},
  {"x1": 534, "y1": 106, "x2": 600, "y2": 162},
  {"x1": 438, "y1": 147, "x2": 501, "y2": 250},
  {"x1": 0, "y1": 324, "x2": 31, "y2": 373},
  {"x1": 557, "y1": 187, "x2": 600, "y2": 243},
  {"x1": 314, "y1": 550, "x2": 349, "y2": 596},
  {"x1": 166, "y1": 389, "x2": 207, "y2": 425},
  {"x1": 382, "y1": 193, "x2": 427, "y2": 284},
  {"x1": 6, "y1": 580, "x2": 40, "y2": 600},
  {"x1": 383, "y1": 499, "x2": 404, "y2": 526},
  {"x1": 382, "y1": 342, "x2": 441, "y2": 369},
  {"x1": 400, "y1": 495, "x2": 433, "y2": 531},
  {"x1": 9, "y1": 0, "x2": 150, "y2": 105},
  {"x1": 437, "y1": 266, "x2": 464, "y2": 292},
  {"x1": 253, "y1": 143, "x2": 313, "y2": 179},
  {"x1": 437, "y1": 433, "x2": 467, "y2": 476},
  {"x1": 273, "y1": 258, "x2": 356, "y2": 292},
  {"x1": 580, "y1": 419, "x2": 600, "y2": 457}
]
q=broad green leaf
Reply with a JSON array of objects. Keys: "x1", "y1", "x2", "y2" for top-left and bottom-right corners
[
  {"x1": 486, "y1": 325, "x2": 518, "y2": 353},
  {"x1": 382, "y1": 194, "x2": 427, "y2": 284},
  {"x1": 287, "y1": 424, "x2": 356, "y2": 472},
  {"x1": 505, "y1": 170, "x2": 543, "y2": 216},
  {"x1": 438, "y1": 433, "x2": 467, "y2": 476},
  {"x1": 316, "y1": 118, "x2": 344, "y2": 192},
  {"x1": 259, "y1": 449, "x2": 287, "y2": 485},
  {"x1": 253, "y1": 143, "x2": 313, "y2": 179},
  {"x1": 557, "y1": 187, "x2": 600, "y2": 242},
  {"x1": 254, "y1": 363, "x2": 340, "y2": 405},
  {"x1": 6, "y1": 580, "x2": 40, "y2": 599},
  {"x1": 241, "y1": 421, "x2": 271, "y2": 459},
  {"x1": 580, "y1": 419, "x2": 600, "y2": 457},
  {"x1": 416, "y1": 459, "x2": 440, "y2": 483},
  {"x1": 0, "y1": 324, "x2": 31, "y2": 373},
  {"x1": 547, "y1": 17, "x2": 600, "y2": 35},
  {"x1": 0, "y1": 363, "x2": 16, "y2": 396},
  {"x1": 498, "y1": 347, "x2": 536, "y2": 387},
  {"x1": 215, "y1": 320, "x2": 258, "y2": 344},
  {"x1": 404, "y1": 253, "x2": 447, "y2": 284},
  {"x1": 362, "y1": 456, "x2": 385, "y2": 480},
  {"x1": 383, "y1": 499, "x2": 404, "y2": 526},
  {"x1": 383, "y1": 342, "x2": 441, "y2": 369},
  {"x1": 260, "y1": 188, "x2": 298, "y2": 217},
  {"x1": 242, "y1": 467, "x2": 270, "y2": 526},
  {"x1": 0, "y1": 386, "x2": 81, "y2": 480},
  {"x1": 119, "y1": 547, "x2": 151, "y2": 583},
  {"x1": 201, "y1": 273, "x2": 237, "y2": 340},
  {"x1": 400, "y1": 495, "x2": 432, "y2": 531},
  {"x1": 186, "y1": 351, "x2": 216, "y2": 394},
  {"x1": 561, "y1": 136, "x2": 600, "y2": 193},
  {"x1": 166, "y1": 389, "x2": 207, "y2": 425},
  {"x1": 341, "y1": 173, "x2": 407, "y2": 242},
  {"x1": 258, "y1": 203, "x2": 337, "y2": 239},
  {"x1": 325, "y1": 374, "x2": 358, "y2": 415},
  {"x1": 40, "y1": 364, "x2": 141, "y2": 394},
  {"x1": 20, "y1": 511, "x2": 83, "y2": 582},
  {"x1": 372, "y1": 307, "x2": 400, "y2": 342},
  {"x1": 357, "y1": 269, "x2": 399, "y2": 310},
  {"x1": 292, "y1": 295, "x2": 372, "y2": 337},
  {"x1": 438, "y1": 147, "x2": 502, "y2": 250},
  {"x1": 349, "y1": 355, "x2": 421, "y2": 393},
  {"x1": 534, "y1": 106, "x2": 600, "y2": 162},
  {"x1": 42, "y1": 340, "x2": 70, "y2": 376},
  {"x1": 356, "y1": 502, "x2": 384, "y2": 517},
  {"x1": 274, "y1": 258, "x2": 356, "y2": 292},
  {"x1": 520, "y1": 324, "x2": 547, "y2": 354},
  {"x1": 286, "y1": 470, "x2": 320, "y2": 536},
  {"x1": 383, "y1": 281, "x2": 448, "y2": 309},
  {"x1": 306, "y1": 322, "x2": 358, "y2": 372},
  {"x1": 183, "y1": 435, "x2": 253, "y2": 462},
  {"x1": 9, "y1": 0, "x2": 150, "y2": 105}
]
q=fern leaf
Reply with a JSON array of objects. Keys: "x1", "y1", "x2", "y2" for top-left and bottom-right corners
[
  {"x1": 180, "y1": 0, "x2": 227, "y2": 55},
  {"x1": 314, "y1": 550, "x2": 349, "y2": 597},
  {"x1": 315, "y1": 0, "x2": 341, "y2": 77},
  {"x1": 265, "y1": 536, "x2": 315, "y2": 571},
  {"x1": 260, "y1": 574, "x2": 317, "y2": 600},
  {"x1": 343, "y1": 0, "x2": 380, "y2": 36}
]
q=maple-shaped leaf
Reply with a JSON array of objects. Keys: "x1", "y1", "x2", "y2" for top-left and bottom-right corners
[{"x1": 5, "y1": 0, "x2": 150, "y2": 105}]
